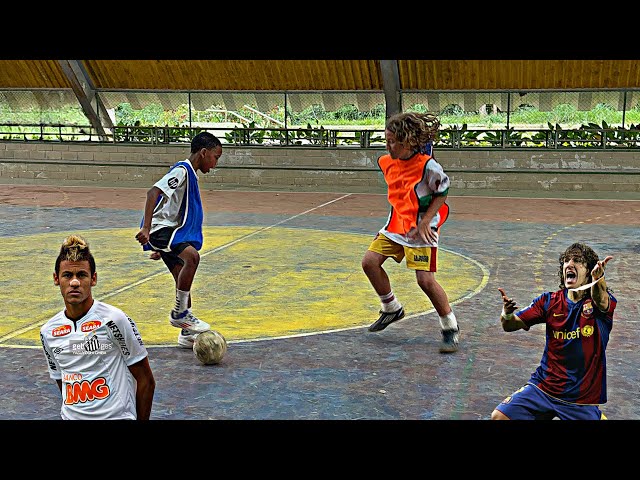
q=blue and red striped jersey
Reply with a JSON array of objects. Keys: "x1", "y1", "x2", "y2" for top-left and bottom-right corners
[{"x1": 516, "y1": 289, "x2": 616, "y2": 405}]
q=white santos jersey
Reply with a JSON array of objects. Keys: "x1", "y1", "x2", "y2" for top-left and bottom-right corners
[
  {"x1": 40, "y1": 300, "x2": 148, "y2": 420},
  {"x1": 149, "y1": 160, "x2": 190, "y2": 233}
]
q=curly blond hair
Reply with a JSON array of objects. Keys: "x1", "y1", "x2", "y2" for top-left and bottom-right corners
[
  {"x1": 385, "y1": 112, "x2": 440, "y2": 150},
  {"x1": 54, "y1": 234, "x2": 96, "y2": 275}
]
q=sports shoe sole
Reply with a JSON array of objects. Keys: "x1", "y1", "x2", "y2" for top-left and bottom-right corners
[
  {"x1": 177, "y1": 337, "x2": 195, "y2": 348},
  {"x1": 368, "y1": 307, "x2": 405, "y2": 332},
  {"x1": 177, "y1": 330, "x2": 197, "y2": 349}
]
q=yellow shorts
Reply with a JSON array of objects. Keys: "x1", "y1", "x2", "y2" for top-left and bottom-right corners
[{"x1": 367, "y1": 233, "x2": 438, "y2": 271}]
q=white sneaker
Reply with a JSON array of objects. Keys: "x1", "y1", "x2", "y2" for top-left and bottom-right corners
[
  {"x1": 177, "y1": 329, "x2": 198, "y2": 349},
  {"x1": 169, "y1": 309, "x2": 210, "y2": 334}
]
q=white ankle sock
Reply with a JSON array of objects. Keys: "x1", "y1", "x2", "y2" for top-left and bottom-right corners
[
  {"x1": 174, "y1": 289, "x2": 190, "y2": 313},
  {"x1": 380, "y1": 292, "x2": 402, "y2": 312},
  {"x1": 439, "y1": 311, "x2": 458, "y2": 330}
]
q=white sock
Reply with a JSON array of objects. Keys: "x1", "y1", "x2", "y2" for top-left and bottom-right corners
[
  {"x1": 380, "y1": 292, "x2": 402, "y2": 312},
  {"x1": 439, "y1": 310, "x2": 458, "y2": 331},
  {"x1": 174, "y1": 289, "x2": 190, "y2": 313}
]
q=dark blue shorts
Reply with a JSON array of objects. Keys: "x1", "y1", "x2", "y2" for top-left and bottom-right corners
[
  {"x1": 495, "y1": 383, "x2": 605, "y2": 420},
  {"x1": 149, "y1": 226, "x2": 196, "y2": 271}
]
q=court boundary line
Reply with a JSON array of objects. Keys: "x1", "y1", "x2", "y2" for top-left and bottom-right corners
[
  {"x1": 0, "y1": 193, "x2": 353, "y2": 345},
  {"x1": 3, "y1": 187, "x2": 635, "y2": 347},
  {"x1": 143, "y1": 246, "x2": 492, "y2": 348},
  {"x1": 4, "y1": 243, "x2": 494, "y2": 350}
]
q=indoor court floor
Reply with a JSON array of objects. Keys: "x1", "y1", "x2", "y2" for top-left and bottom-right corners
[{"x1": 1, "y1": 184, "x2": 638, "y2": 420}]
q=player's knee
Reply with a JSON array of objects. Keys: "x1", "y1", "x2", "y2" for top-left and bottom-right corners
[
  {"x1": 361, "y1": 256, "x2": 371, "y2": 273},
  {"x1": 361, "y1": 254, "x2": 377, "y2": 273},
  {"x1": 180, "y1": 248, "x2": 200, "y2": 267},
  {"x1": 363, "y1": 250, "x2": 387, "y2": 271},
  {"x1": 416, "y1": 274, "x2": 436, "y2": 292}
]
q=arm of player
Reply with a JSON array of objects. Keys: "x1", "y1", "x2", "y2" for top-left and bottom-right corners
[
  {"x1": 591, "y1": 255, "x2": 613, "y2": 312},
  {"x1": 497, "y1": 287, "x2": 528, "y2": 332},
  {"x1": 409, "y1": 193, "x2": 447, "y2": 243},
  {"x1": 128, "y1": 357, "x2": 156, "y2": 421},
  {"x1": 135, "y1": 186, "x2": 163, "y2": 246}
]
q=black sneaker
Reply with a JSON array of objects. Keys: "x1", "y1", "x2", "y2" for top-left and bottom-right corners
[
  {"x1": 439, "y1": 327, "x2": 460, "y2": 353},
  {"x1": 368, "y1": 307, "x2": 405, "y2": 332}
]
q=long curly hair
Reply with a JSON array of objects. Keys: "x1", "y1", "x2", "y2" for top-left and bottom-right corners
[
  {"x1": 385, "y1": 112, "x2": 440, "y2": 151},
  {"x1": 557, "y1": 242, "x2": 601, "y2": 290},
  {"x1": 54, "y1": 234, "x2": 96, "y2": 275}
]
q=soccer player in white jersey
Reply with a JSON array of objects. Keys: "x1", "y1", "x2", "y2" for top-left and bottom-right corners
[
  {"x1": 135, "y1": 132, "x2": 222, "y2": 348},
  {"x1": 40, "y1": 235, "x2": 156, "y2": 420}
]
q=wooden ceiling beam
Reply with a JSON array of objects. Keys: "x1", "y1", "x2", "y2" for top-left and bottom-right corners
[{"x1": 58, "y1": 60, "x2": 113, "y2": 137}]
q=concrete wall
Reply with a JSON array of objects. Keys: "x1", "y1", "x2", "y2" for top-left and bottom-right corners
[{"x1": 1, "y1": 141, "x2": 639, "y2": 196}]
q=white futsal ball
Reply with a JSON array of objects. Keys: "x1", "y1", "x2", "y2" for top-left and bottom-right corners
[{"x1": 193, "y1": 330, "x2": 227, "y2": 365}]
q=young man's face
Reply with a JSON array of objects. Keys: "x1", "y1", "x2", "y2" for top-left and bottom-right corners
[
  {"x1": 385, "y1": 130, "x2": 413, "y2": 160},
  {"x1": 201, "y1": 145, "x2": 222, "y2": 173},
  {"x1": 54, "y1": 260, "x2": 96, "y2": 306},
  {"x1": 563, "y1": 257, "x2": 589, "y2": 289}
]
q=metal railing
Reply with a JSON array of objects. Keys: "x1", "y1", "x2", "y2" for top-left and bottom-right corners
[{"x1": 2, "y1": 123, "x2": 640, "y2": 149}]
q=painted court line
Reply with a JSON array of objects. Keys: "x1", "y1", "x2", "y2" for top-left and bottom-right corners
[
  {"x1": 0, "y1": 193, "x2": 353, "y2": 344},
  {"x1": 210, "y1": 246, "x2": 492, "y2": 347}
]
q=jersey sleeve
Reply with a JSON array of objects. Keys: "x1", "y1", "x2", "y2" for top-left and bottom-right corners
[
  {"x1": 515, "y1": 292, "x2": 549, "y2": 330},
  {"x1": 153, "y1": 165, "x2": 187, "y2": 198},
  {"x1": 105, "y1": 309, "x2": 149, "y2": 367},
  {"x1": 40, "y1": 329, "x2": 61, "y2": 380},
  {"x1": 426, "y1": 159, "x2": 450, "y2": 196},
  {"x1": 600, "y1": 291, "x2": 617, "y2": 318}
]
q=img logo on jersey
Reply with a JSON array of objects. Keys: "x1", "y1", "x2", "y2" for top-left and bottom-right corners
[{"x1": 64, "y1": 377, "x2": 110, "y2": 405}]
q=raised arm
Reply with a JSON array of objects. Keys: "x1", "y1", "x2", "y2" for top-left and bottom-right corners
[
  {"x1": 591, "y1": 255, "x2": 613, "y2": 312},
  {"x1": 497, "y1": 287, "x2": 528, "y2": 332}
]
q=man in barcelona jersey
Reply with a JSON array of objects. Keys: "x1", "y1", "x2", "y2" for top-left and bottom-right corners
[{"x1": 492, "y1": 242, "x2": 615, "y2": 420}]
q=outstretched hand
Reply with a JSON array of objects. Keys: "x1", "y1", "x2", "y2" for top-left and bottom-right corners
[
  {"x1": 498, "y1": 287, "x2": 517, "y2": 314},
  {"x1": 591, "y1": 255, "x2": 613, "y2": 280}
]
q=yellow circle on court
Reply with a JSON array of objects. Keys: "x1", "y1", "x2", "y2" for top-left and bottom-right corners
[{"x1": 0, "y1": 226, "x2": 488, "y2": 347}]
